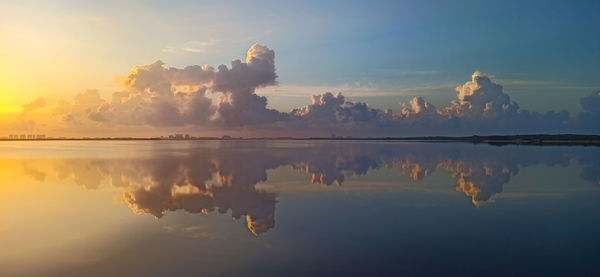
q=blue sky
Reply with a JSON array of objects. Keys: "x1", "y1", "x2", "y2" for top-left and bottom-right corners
[{"x1": 151, "y1": 0, "x2": 600, "y2": 108}]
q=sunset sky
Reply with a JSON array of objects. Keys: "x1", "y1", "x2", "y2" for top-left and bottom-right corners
[{"x1": 1, "y1": 0, "x2": 599, "y2": 137}]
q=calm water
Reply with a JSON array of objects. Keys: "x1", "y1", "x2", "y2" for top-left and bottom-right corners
[{"x1": 1, "y1": 140, "x2": 599, "y2": 276}]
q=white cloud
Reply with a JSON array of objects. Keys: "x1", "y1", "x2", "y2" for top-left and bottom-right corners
[{"x1": 162, "y1": 39, "x2": 219, "y2": 53}]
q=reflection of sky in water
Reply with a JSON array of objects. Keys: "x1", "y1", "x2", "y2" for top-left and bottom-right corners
[{"x1": 1, "y1": 141, "x2": 599, "y2": 276}]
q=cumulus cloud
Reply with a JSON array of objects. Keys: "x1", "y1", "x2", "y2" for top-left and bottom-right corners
[
  {"x1": 289, "y1": 92, "x2": 383, "y2": 132},
  {"x1": 43, "y1": 44, "x2": 599, "y2": 136},
  {"x1": 401, "y1": 97, "x2": 437, "y2": 118},
  {"x1": 93, "y1": 60, "x2": 216, "y2": 126},
  {"x1": 441, "y1": 71, "x2": 519, "y2": 118},
  {"x1": 50, "y1": 44, "x2": 286, "y2": 130},
  {"x1": 214, "y1": 44, "x2": 286, "y2": 126}
]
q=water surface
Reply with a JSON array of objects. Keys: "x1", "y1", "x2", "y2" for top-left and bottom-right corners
[{"x1": 1, "y1": 141, "x2": 599, "y2": 276}]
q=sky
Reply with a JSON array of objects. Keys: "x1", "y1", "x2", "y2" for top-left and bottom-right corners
[{"x1": 1, "y1": 0, "x2": 599, "y2": 137}]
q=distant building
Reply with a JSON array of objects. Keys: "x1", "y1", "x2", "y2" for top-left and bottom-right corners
[
  {"x1": 164, "y1": 133, "x2": 197, "y2": 140},
  {"x1": 36, "y1": 134, "x2": 46, "y2": 139},
  {"x1": 19, "y1": 134, "x2": 27, "y2": 140},
  {"x1": 221, "y1": 135, "x2": 232, "y2": 140}
]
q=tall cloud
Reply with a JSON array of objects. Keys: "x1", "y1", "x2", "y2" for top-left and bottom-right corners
[
  {"x1": 214, "y1": 44, "x2": 286, "y2": 126},
  {"x1": 442, "y1": 71, "x2": 518, "y2": 118}
]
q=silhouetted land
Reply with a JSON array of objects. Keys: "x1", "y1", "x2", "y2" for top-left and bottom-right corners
[
  {"x1": 353, "y1": 134, "x2": 600, "y2": 146},
  {"x1": 301, "y1": 134, "x2": 600, "y2": 146},
  {"x1": 1, "y1": 134, "x2": 600, "y2": 146}
]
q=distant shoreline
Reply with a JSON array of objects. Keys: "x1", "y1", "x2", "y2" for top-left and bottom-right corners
[{"x1": 1, "y1": 134, "x2": 600, "y2": 146}]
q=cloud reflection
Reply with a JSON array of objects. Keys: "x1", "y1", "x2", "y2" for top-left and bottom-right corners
[{"x1": 21, "y1": 142, "x2": 600, "y2": 235}]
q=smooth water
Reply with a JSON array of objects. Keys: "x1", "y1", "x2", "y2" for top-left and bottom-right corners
[{"x1": 1, "y1": 140, "x2": 599, "y2": 276}]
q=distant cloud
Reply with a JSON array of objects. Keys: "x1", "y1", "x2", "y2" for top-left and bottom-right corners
[
  {"x1": 44, "y1": 44, "x2": 600, "y2": 136},
  {"x1": 2, "y1": 98, "x2": 48, "y2": 132},
  {"x1": 21, "y1": 97, "x2": 46, "y2": 118},
  {"x1": 181, "y1": 39, "x2": 219, "y2": 53},
  {"x1": 162, "y1": 39, "x2": 219, "y2": 53},
  {"x1": 401, "y1": 96, "x2": 437, "y2": 118}
]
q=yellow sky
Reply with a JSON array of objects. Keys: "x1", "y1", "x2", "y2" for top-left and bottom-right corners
[
  {"x1": 0, "y1": 15, "x2": 129, "y2": 137},
  {"x1": 1, "y1": 25, "x2": 88, "y2": 111}
]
